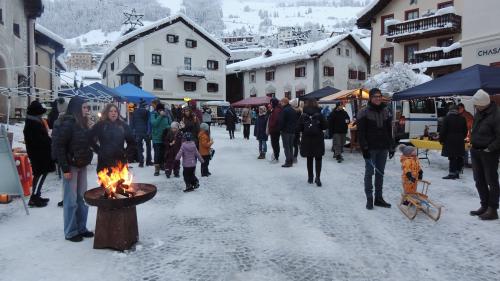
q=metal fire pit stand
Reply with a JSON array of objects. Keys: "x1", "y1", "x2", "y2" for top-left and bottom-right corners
[{"x1": 84, "y1": 183, "x2": 156, "y2": 251}]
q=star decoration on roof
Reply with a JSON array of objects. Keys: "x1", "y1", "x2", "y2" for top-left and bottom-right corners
[{"x1": 123, "y1": 9, "x2": 144, "y2": 32}]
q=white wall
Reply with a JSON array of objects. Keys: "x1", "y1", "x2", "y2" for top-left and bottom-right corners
[
  {"x1": 461, "y1": 0, "x2": 500, "y2": 67},
  {"x1": 0, "y1": 0, "x2": 29, "y2": 117},
  {"x1": 101, "y1": 20, "x2": 228, "y2": 102},
  {"x1": 239, "y1": 38, "x2": 369, "y2": 99}
]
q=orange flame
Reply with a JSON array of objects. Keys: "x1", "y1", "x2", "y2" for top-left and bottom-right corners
[{"x1": 97, "y1": 162, "x2": 133, "y2": 197}]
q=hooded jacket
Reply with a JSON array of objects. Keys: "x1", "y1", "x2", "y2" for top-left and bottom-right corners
[
  {"x1": 471, "y1": 102, "x2": 500, "y2": 152},
  {"x1": 175, "y1": 141, "x2": 204, "y2": 168},
  {"x1": 357, "y1": 102, "x2": 394, "y2": 151},
  {"x1": 55, "y1": 97, "x2": 93, "y2": 173}
]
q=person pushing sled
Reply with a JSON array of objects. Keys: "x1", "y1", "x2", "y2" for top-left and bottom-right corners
[{"x1": 398, "y1": 145, "x2": 443, "y2": 221}]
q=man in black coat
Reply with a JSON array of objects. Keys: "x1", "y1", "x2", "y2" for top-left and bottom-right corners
[
  {"x1": 131, "y1": 99, "x2": 151, "y2": 167},
  {"x1": 279, "y1": 98, "x2": 298, "y2": 167},
  {"x1": 440, "y1": 104, "x2": 467, "y2": 179},
  {"x1": 469, "y1": 89, "x2": 500, "y2": 220},
  {"x1": 329, "y1": 102, "x2": 350, "y2": 162},
  {"x1": 357, "y1": 88, "x2": 395, "y2": 210}
]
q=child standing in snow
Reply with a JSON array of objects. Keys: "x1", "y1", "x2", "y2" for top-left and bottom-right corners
[
  {"x1": 163, "y1": 121, "x2": 183, "y2": 178},
  {"x1": 198, "y1": 123, "x2": 214, "y2": 177},
  {"x1": 176, "y1": 132, "x2": 204, "y2": 192},
  {"x1": 399, "y1": 145, "x2": 423, "y2": 194}
]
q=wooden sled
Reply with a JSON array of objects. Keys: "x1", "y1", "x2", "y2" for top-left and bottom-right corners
[{"x1": 398, "y1": 180, "x2": 443, "y2": 221}]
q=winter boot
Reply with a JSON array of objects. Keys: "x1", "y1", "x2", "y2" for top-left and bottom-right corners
[
  {"x1": 374, "y1": 197, "x2": 391, "y2": 208},
  {"x1": 146, "y1": 161, "x2": 154, "y2": 166},
  {"x1": 193, "y1": 181, "x2": 200, "y2": 189},
  {"x1": 37, "y1": 195, "x2": 50, "y2": 203},
  {"x1": 315, "y1": 177, "x2": 322, "y2": 187},
  {"x1": 183, "y1": 185, "x2": 194, "y2": 193},
  {"x1": 366, "y1": 197, "x2": 374, "y2": 210},
  {"x1": 174, "y1": 171, "x2": 180, "y2": 178},
  {"x1": 281, "y1": 161, "x2": 292, "y2": 168},
  {"x1": 28, "y1": 196, "x2": 47, "y2": 208},
  {"x1": 57, "y1": 201, "x2": 63, "y2": 207},
  {"x1": 479, "y1": 207, "x2": 499, "y2": 220},
  {"x1": 442, "y1": 174, "x2": 458, "y2": 180},
  {"x1": 308, "y1": 175, "x2": 314, "y2": 184},
  {"x1": 470, "y1": 205, "x2": 488, "y2": 216},
  {"x1": 165, "y1": 169, "x2": 171, "y2": 178},
  {"x1": 138, "y1": 162, "x2": 144, "y2": 168},
  {"x1": 154, "y1": 165, "x2": 160, "y2": 176},
  {"x1": 293, "y1": 157, "x2": 298, "y2": 164},
  {"x1": 258, "y1": 152, "x2": 265, "y2": 159}
]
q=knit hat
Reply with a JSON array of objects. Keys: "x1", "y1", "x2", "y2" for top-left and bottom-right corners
[
  {"x1": 369, "y1": 88, "x2": 382, "y2": 97},
  {"x1": 56, "y1": 98, "x2": 68, "y2": 114},
  {"x1": 200, "y1": 122, "x2": 209, "y2": 131},
  {"x1": 270, "y1": 98, "x2": 279, "y2": 108},
  {"x1": 67, "y1": 96, "x2": 86, "y2": 116},
  {"x1": 27, "y1": 100, "x2": 47, "y2": 116},
  {"x1": 290, "y1": 98, "x2": 299, "y2": 108},
  {"x1": 183, "y1": 132, "x2": 193, "y2": 141},
  {"x1": 472, "y1": 89, "x2": 490, "y2": 107},
  {"x1": 156, "y1": 103, "x2": 165, "y2": 111},
  {"x1": 398, "y1": 144, "x2": 416, "y2": 156},
  {"x1": 258, "y1": 105, "x2": 267, "y2": 115},
  {"x1": 171, "y1": 121, "x2": 180, "y2": 129}
]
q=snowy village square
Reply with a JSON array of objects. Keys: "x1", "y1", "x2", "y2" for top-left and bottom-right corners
[{"x1": 1, "y1": 0, "x2": 500, "y2": 280}]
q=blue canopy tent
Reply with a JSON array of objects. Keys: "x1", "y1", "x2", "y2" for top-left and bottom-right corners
[
  {"x1": 393, "y1": 64, "x2": 500, "y2": 101},
  {"x1": 299, "y1": 86, "x2": 341, "y2": 101},
  {"x1": 114, "y1": 83, "x2": 157, "y2": 104},
  {"x1": 59, "y1": 82, "x2": 123, "y2": 102}
]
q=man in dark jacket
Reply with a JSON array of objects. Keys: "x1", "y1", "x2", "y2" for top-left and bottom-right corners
[
  {"x1": 131, "y1": 99, "x2": 151, "y2": 167},
  {"x1": 469, "y1": 89, "x2": 500, "y2": 220},
  {"x1": 358, "y1": 88, "x2": 395, "y2": 210},
  {"x1": 440, "y1": 104, "x2": 467, "y2": 179},
  {"x1": 279, "y1": 98, "x2": 297, "y2": 167},
  {"x1": 268, "y1": 98, "x2": 282, "y2": 163},
  {"x1": 329, "y1": 102, "x2": 350, "y2": 162}
]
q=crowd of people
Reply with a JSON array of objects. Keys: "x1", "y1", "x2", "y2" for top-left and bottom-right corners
[
  {"x1": 20, "y1": 87, "x2": 500, "y2": 242},
  {"x1": 23, "y1": 97, "x2": 214, "y2": 242}
]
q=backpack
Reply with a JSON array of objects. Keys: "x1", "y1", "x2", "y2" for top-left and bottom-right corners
[{"x1": 302, "y1": 112, "x2": 322, "y2": 136}]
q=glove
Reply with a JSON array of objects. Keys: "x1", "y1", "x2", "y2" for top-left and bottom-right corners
[
  {"x1": 418, "y1": 170, "x2": 423, "y2": 180},
  {"x1": 362, "y1": 149, "x2": 371, "y2": 159},
  {"x1": 406, "y1": 172, "x2": 416, "y2": 183},
  {"x1": 389, "y1": 150, "x2": 395, "y2": 159}
]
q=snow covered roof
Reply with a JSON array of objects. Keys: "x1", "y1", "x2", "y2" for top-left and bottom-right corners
[
  {"x1": 35, "y1": 24, "x2": 66, "y2": 47},
  {"x1": 356, "y1": 0, "x2": 391, "y2": 29},
  {"x1": 227, "y1": 34, "x2": 369, "y2": 74},
  {"x1": 60, "y1": 70, "x2": 102, "y2": 87},
  {"x1": 98, "y1": 13, "x2": 231, "y2": 72}
]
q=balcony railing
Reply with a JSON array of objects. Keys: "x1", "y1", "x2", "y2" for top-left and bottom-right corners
[
  {"x1": 177, "y1": 67, "x2": 206, "y2": 79},
  {"x1": 414, "y1": 48, "x2": 462, "y2": 64},
  {"x1": 386, "y1": 13, "x2": 461, "y2": 43}
]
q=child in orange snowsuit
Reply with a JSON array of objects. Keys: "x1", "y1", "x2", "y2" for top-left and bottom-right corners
[{"x1": 399, "y1": 145, "x2": 423, "y2": 194}]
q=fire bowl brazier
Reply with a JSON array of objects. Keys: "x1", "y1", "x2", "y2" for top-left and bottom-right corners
[{"x1": 84, "y1": 183, "x2": 157, "y2": 251}]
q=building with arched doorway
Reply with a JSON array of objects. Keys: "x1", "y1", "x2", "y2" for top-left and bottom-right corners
[{"x1": 0, "y1": 0, "x2": 43, "y2": 120}]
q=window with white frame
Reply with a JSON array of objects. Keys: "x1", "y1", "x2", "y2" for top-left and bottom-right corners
[
  {"x1": 249, "y1": 71, "x2": 256, "y2": 83},
  {"x1": 184, "y1": 57, "x2": 192, "y2": 70}
]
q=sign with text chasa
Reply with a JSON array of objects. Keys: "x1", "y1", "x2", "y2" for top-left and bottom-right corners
[{"x1": 476, "y1": 45, "x2": 500, "y2": 58}]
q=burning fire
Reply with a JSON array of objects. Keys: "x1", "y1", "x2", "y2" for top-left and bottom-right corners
[{"x1": 97, "y1": 162, "x2": 134, "y2": 199}]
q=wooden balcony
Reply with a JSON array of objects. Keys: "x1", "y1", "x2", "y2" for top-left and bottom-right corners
[
  {"x1": 414, "y1": 48, "x2": 462, "y2": 64},
  {"x1": 386, "y1": 13, "x2": 461, "y2": 43}
]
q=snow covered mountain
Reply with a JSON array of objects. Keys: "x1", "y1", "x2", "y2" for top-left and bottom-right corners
[{"x1": 41, "y1": 0, "x2": 371, "y2": 52}]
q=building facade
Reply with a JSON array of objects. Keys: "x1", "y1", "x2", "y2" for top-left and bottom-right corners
[
  {"x1": 357, "y1": 0, "x2": 463, "y2": 77},
  {"x1": 0, "y1": 0, "x2": 43, "y2": 118},
  {"x1": 34, "y1": 24, "x2": 66, "y2": 103},
  {"x1": 226, "y1": 34, "x2": 369, "y2": 102},
  {"x1": 461, "y1": 0, "x2": 500, "y2": 68},
  {"x1": 66, "y1": 52, "x2": 94, "y2": 71},
  {"x1": 98, "y1": 14, "x2": 230, "y2": 103}
]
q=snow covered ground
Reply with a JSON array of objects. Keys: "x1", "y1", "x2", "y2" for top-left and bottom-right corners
[{"x1": 1, "y1": 124, "x2": 499, "y2": 281}]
